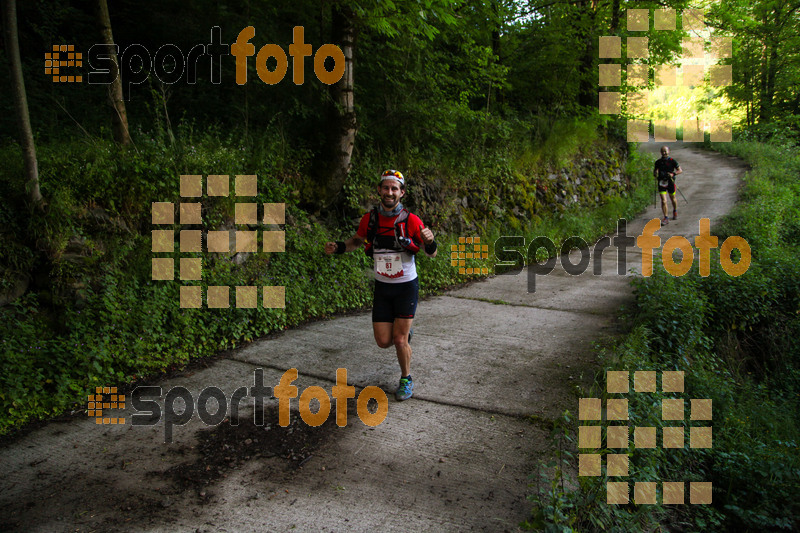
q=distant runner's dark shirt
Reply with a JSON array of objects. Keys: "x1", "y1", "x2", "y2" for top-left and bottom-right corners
[{"x1": 654, "y1": 157, "x2": 680, "y2": 183}]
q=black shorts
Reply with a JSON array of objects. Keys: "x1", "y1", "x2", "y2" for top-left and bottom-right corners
[
  {"x1": 372, "y1": 278, "x2": 419, "y2": 322},
  {"x1": 658, "y1": 180, "x2": 676, "y2": 194}
]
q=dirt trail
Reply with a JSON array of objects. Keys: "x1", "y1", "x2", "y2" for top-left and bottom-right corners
[{"x1": 0, "y1": 144, "x2": 746, "y2": 532}]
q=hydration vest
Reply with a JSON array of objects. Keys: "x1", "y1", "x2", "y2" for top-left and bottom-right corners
[
  {"x1": 656, "y1": 158, "x2": 678, "y2": 181},
  {"x1": 364, "y1": 207, "x2": 421, "y2": 257}
]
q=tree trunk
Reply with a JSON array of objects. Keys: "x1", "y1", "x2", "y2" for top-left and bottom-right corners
[
  {"x1": 96, "y1": 0, "x2": 131, "y2": 145},
  {"x1": 610, "y1": 0, "x2": 621, "y2": 32},
  {"x1": 1, "y1": 0, "x2": 41, "y2": 205},
  {"x1": 763, "y1": 44, "x2": 778, "y2": 122},
  {"x1": 490, "y1": 0, "x2": 501, "y2": 58},
  {"x1": 577, "y1": 4, "x2": 597, "y2": 109},
  {"x1": 489, "y1": 0, "x2": 501, "y2": 114},
  {"x1": 758, "y1": 40, "x2": 777, "y2": 123},
  {"x1": 321, "y1": 4, "x2": 357, "y2": 202},
  {"x1": 745, "y1": 71, "x2": 751, "y2": 126},
  {"x1": 746, "y1": 64, "x2": 754, "y2": 127}
]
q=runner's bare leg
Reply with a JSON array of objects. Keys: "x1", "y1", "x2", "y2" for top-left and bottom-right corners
[
  {"x1": 391, "y1": 318, "x2": 413, "y2": 376},
  {"x1": 373, "y1": 319, "x2": 413, "y2": 376},
  {"x1": 373, "y1": 322, "x2": 393, "y2": 348}
]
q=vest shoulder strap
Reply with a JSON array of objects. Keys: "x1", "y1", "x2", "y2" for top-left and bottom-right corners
[
  {"x1": 367, "y1": 207, "x2": 409, "y2": 243},
  {"x1": 366, "y1": 207, "x2": 380, "y2": 243}
]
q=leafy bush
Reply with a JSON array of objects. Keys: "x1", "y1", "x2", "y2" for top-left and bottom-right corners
[
  {"x1": 526, "y1": 136, "x2": 800, "y2": 531},
  {"x1": 0, "y1": 115, "x2": 647, "y2": 436}
]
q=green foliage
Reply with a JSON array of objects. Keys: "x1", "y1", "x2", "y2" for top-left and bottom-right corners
[
  {"x1": 525, "y1": 329, "x2": 676, "y2": 532},
  {"x1": 0, "y1": 113, "x2": 646, "y2": 435},
  {"x1": 707, "y1": 0, "x2": 800, "y2": 126},
  {"x1": 711, "y1": 139, "x2": 800, "y2": 253},
  {"x1": 631, "y1": 269, "x2": 710, "y2": 359},
  {"x1": 0, "y1": 0, "x2": 657, "y2": 455},
  {"x1": 526, "y1": 137, "x2": 800, "y2": 531}
]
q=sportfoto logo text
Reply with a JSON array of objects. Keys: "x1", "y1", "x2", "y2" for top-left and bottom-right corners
[
  {"x1": 495, "y1": 218, "x2": 750, "y2": 292},
  {"x1": 112, "y1": 368, "x2": 388, "y2": 443},
  {"x1": 56, "y1": 26, "x2": 344, "y2": 98}
]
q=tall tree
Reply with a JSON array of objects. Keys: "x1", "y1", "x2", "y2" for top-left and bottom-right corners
[
  {"x1": 576, "y1": 0, "x2": 598, "y2": 110},
  {"x1": 505, "y1": 0, "x2": 688, "y2": 116},
  {"x1": 709, "y1": 0, "x2": 800, "y2": 125},
  {"x1": 1, "y1": 0, "x2": 42, "y2": 205},
  {"x1": 321, "y1": 3, "x2": 357, "y2": 201},
  {"x1": 315, "y1": 0, "x2": 459, "y2": 207},
  {"x1": 96, "y1": 0, "x2": 131, "y2": 145}
]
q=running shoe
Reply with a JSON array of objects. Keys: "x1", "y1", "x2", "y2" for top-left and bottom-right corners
[
  {"x1": 408, "y1": 328, "x2": 414, "y2": 344},
  {"x1": 661, "y1": 216, "x2": 669, "y2": 226},
  {"x1": 672, "y1": 210, "x2": 678, "y2": 220},
  {"x1": 396, "y1": 377, "x2": 414, "y2": 401}
]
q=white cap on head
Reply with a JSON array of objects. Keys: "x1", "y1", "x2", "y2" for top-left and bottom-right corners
[{"x1": 380, "y1": 169, "x2": 405, "y2": 187}]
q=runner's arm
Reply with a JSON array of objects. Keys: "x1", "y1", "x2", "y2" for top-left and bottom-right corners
[
  {"x1": 324, "y1": 234, "x2": 365, "y2": 254},
  {"x1": 421, "y1": 227, "x2": 437, "y2": 257}
]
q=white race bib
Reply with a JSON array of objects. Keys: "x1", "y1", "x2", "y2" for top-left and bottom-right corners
[
  {"x1": 659, "y1": 179, "x2": 669, "y2": 188},
  {"x1": 374, "y1": 253, "x2": 403, "y2": 279}
]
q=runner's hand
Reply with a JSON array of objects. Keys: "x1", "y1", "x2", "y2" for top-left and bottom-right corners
[
  {"x1": 324, "y1": 242, "x2": 338, "y2": 254},
  {"x1": 421, "y1": 228, "x2": 435, "y2": 244}
]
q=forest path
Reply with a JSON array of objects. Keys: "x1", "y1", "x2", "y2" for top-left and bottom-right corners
[{"x1": 0, "y1": 144, "x2": 747, "y2": 532}]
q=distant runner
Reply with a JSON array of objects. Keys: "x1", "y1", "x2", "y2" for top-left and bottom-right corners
[
  {"x1": 324, "y1": 170, "x2": 437, "y2": 401},
  {"x1": 654, "y1": 146, "x2": 682, "y2": 225}
]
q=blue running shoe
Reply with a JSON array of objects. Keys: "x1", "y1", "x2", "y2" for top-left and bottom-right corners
[
  {"x1": 408, "y1": 328, "x2": 413, "y2": 344},
  {"x1": 396, "y1": 377, "x2": 413, "y2": 401}
]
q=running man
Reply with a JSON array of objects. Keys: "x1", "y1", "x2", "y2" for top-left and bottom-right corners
[
  {"x1": 324, "y1": 170, "x2": 437, "y2": 401},
  {"x1": 653, "y1": 146, "x2": 683, "y2": 225}
]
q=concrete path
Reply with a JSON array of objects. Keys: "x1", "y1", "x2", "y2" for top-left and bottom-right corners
[{"x1": 0, "y1": 144, "x2": 746, "y2": 532}]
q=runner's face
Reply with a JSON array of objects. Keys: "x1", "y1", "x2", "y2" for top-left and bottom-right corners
[
  {"x1": 661, "y1": 149, "x2": 670, "y2": 159},
  {"x1": 379, "y1": 181, "x2": 404, "y2": 209}
]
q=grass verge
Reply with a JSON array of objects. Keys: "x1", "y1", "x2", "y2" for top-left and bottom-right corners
[{"x1": 524, "y1": 138, "x2": 800, "y2": 531}]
